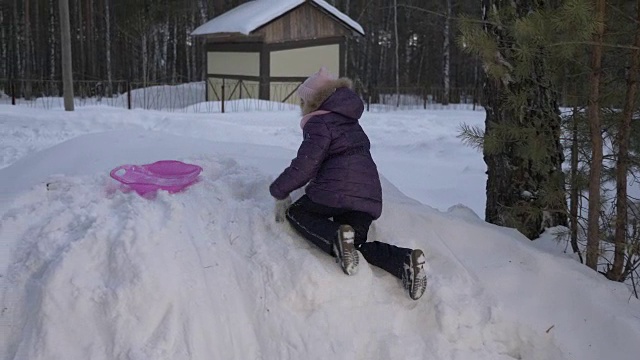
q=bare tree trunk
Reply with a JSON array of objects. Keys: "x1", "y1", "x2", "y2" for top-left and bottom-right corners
[
  {"x1": 49, "y1": 0, "x2": 56, "y2": 80},
  {"x1": 191, "y1": 13, "x2": 197, "y2": 81},
  {"x1": 417, "y1": 46, "x2": 425, "y2": 86},
  {"x1": 87, "y1": 0, "x2": 96, "y2": 78},
  {"x1": 184, "y1": 21, "x2": 191, "y2": 82},
  {"x1": 105, "y1": 0, "x2": 112, "y2": 94},
  {"x1": 13, "y1": 0, "x2": 23, "y2": 80},
  {"x1": 24, "y1": 0, "x2": 32, "y2": 99},
  {"x1": 607, "y1": 0, "x2": 640, "y2": 281},
  {"x1": 153, "y1": 26, "x2": 160, "y2": 82},
  {"x1": 375, "y1": 7, "x2": 390, "y2": 89},
  {"x1": 185, "y1": 15, "x2": 192, "y2": 82},
  {"x1": 570, "y1": 105, "x2": 582, "y2": 261},
  {"x1": 443, "y1": 0, "x2": 452, "y2": 105},
  {"x1": 213, "y1": 0, "x2": 224, "y2": 16},
  {"x1": 376, "y1": 36, "x2": 385, "y2": 89},
  {"x1": 75, "y1": 0, "x2": 85, "y2": 81},
  {"x1": 142, "y1": 33, "x2": 148, "y2": 85},
  {"x1": 473, "y1": 58, "x2": 479, "y2": 109},
  {"x1": 34, "y1": 0, "x2": 41, "y2": 79},
  {"x1": 393, "y1": 0, "x2": 400, "y2": 107},
  {"x1": 0, "y1": 5, "x2": 6, "y2": 79},
  {"x1": 586, "y1": 0, "x2": 606, "y2": 270},
  {"x1": 363, "y1": 0, "x2": 372, "y2": 91},
  {"x1": 198, "y1": 0, "x2": 209, "y2": 80},
  {"x1": 198, "y1": 0, "x2": 208, "y2": 23},
  {"x1": 163, "y1": 21, "x2": 169, "y2": 82},
  {"x1": 59, "y1": 0, "x2": 74, "y2": 111},
  {"x1": 172, "y1": 18, "x2": 178, "y2": 83}
]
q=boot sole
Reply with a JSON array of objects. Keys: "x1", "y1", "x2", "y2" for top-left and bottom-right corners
[
  {"x1": 336, "y1": 225, "x2": 359, "y2": 275},
  {"x1": 409, "y1": 249, "x2": 427, "y2": 300}
]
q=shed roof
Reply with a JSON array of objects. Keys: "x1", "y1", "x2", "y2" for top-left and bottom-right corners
[{"x1": 191, "y1": 0, "x2": 364, "y2": 37}]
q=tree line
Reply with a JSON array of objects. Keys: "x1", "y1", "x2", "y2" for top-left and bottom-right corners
[
  {"x1": 0, "y1": 0, "x2": 480, "y2": 99},
  {"x1": 2, "y1": 0, "x2": 214, "y2": 85}
]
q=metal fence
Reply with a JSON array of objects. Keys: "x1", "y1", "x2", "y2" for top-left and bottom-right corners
[
  {"x1": 0, "y1": 78, "x2": 482, "y2": 113},
  {"x1": 359, "y1": 86, "x2": 481, "y2": 112}
]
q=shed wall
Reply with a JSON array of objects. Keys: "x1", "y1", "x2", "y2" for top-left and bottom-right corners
[
  {"x1": 254, "y1": 2, "x2": 351, "y2": 43},
  {"x1": 270, "y1": 44, "x2": 339, "y2": 78},
  {"x1": 207, "y1": 51, "x2": 260, "y2": 76}
]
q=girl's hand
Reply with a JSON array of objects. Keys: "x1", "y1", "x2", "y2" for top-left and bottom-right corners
[{"x1": 274, "y1": 196, "x2": 292, "y2": 223}]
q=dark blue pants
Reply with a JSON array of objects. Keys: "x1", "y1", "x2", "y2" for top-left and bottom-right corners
[{"x1": 286, "y1": 195, "x2": 410, "y2": 279}]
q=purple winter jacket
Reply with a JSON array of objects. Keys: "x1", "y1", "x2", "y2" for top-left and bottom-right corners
[{"x1": 269, "y1": 87, "x2": 383, "y2": 219}]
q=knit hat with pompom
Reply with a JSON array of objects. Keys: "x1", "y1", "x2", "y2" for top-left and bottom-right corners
[{"x1": 296, "y1": 67, "x2": 338, "y2": 103}]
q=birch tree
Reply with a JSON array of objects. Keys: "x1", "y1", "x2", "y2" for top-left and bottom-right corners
[
  {"x1": 49, "y1": 0, "x2": 56, "y2": 80},
  {"x1": 105, "y1": 0, "x2": 112, "y2": 94},
  {"x1": 172, "y1": 18, "x2": 178, "y2": 82},
  {"x1": 442, "y1": 0, "x2": 452, "y2": 105}
]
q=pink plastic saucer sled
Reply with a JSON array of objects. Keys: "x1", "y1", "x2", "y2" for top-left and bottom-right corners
[{"x1": 110, "y1": 160, "x2": 203, "y2": 197}]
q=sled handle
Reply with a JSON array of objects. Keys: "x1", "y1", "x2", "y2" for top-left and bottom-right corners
[{"x1": 109, "y1": 165, "x2": 130, "y2": 183}]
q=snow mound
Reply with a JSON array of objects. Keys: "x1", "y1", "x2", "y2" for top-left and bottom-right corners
[{"x1": 0, "y1": 130, "x2": 639, "y2": 360}]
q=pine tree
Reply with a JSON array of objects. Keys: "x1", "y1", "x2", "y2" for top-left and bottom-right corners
[{"x1": 459, "y1": 0, "x2": 594, "y2": 239}]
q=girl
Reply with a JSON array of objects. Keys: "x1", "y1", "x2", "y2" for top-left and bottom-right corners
[{"x1": 270, "y1": 67, "x2": 427, "y2": 300}]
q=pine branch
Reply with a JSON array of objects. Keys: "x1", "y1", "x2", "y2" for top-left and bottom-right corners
[{"x1": 457, "y1": 123, "x2": 484, "y2": 151}]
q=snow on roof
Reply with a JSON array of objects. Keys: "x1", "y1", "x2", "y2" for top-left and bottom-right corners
[{"x1": 191, "y1": 0, "x2": 365, "y2": 37}]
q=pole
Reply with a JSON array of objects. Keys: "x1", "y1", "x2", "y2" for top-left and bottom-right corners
[
  {"x1": 127, "y1": 81, "x2": 132, "y2": 110},
  {"x1": 11, "y1": 79, "x2": 16, "y2": 105},
  {"x1": 221, "y1": 78, "x2": 225, "y2": 113},
  {"x1": 59, "y1": 0, "x2": 74, "y2": 111}
]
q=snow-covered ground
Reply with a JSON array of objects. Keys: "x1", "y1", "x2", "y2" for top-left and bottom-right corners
[{"x1": 0, "y1": 104, "x2": 639, "y2": 360}]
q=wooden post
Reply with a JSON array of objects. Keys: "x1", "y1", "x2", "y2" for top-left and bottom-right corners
[
  {"x1": 423, "y1": 87, "x2": 427, "y2": 109},
  {"x1": 221, "y1": 78, "x2": 225, "y2": 113},
  {"x1": 127, "y1": 81, "x2": 132, "y2": 109},
  {"x1": 11, "y1": 79, "x2": 16, "y2": 105},
  {"x1": 205, "y1": 77, "x2": 209, "y2": 103}
]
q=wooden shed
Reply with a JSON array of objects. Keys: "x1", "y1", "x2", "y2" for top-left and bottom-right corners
[{"x1": 191, "y1": 0, "x2": 364, "y2": 104}]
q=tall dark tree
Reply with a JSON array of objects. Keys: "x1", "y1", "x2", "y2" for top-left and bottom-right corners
[
  {"x1": 482, "y1": 0, "x2": 568, "y2": 238},
  {"x1": 459, "y1": 0, "x2": 593, "y2": 239},
  {"x1": 606, "y1": 0, "x2": 640, "y2": 281},
  {"x1": 585, "y1": 0, "x2": 606, "y2": 270}
]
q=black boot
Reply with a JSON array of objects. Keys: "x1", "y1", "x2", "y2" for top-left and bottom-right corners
[
  {"x1": 334, "y1": 224, "x2": 359, "y2": 275},
  {"x1": 402, "y1": 249, "x2": 427, "y2": 300}
]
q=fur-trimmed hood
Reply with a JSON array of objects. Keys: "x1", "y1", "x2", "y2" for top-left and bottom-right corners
[{"x1": 301, "y1": 78, "x2": 359, "y2": 116}]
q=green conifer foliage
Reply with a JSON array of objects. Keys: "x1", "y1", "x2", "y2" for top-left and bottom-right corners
[{"x1": 458, "y1": 0, "x2": 594, "y2": 239}]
